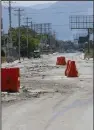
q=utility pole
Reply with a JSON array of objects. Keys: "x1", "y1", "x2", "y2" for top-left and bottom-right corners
[
  {"x1": 33, "y1": 24, "x2": 36, "y2": 37},
  {"x1": 24, "y1": 17, "x2": 32, "y2": 58},
  {"x1": 3, "y1": 1, "x2": 14, "y2": 58},
  {"x1": 40, "y1": 24, "x2": 43, "y2": 43},
  {"x1": 31, "y1": 23, "x2": 52, "y2": 52},
  {"x1": 8, "y1": 0, "x2": 12, "y2": 49},
  {"x1": 30, "y1": 21, "x2": 33, "y2": 38},
  {"x1": 87, "y1": 29, "x2": 90, "y2": 53},
  {"x1": 47, "y1": 23, "x2": 51, "y2": 48},
  {"x1": 26, "y1": 17, "x2": 29, "y2": 58},
  {"x1": 14, "y1": 8, "x2": 24, "y2": 62},
  {"x1": 53, "y1": 31, "x2": 56, "y2": 46},
  {"x1": 31, "y1": 21, "x2": 32, "y2": 29}
]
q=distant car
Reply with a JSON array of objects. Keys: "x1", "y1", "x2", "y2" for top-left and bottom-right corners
[
  {"x1": 66, "y1": 50, "x2": 70, "y2": 53},
  {"x1": 79, "y1": 48, "x2": 83, "y2": 52},
  {"x1": 6, "y1": 56, "x2": 14, "y2": 63},
  {"x1": 33, "y1": 50, "x2": 41, "y2": 58}
]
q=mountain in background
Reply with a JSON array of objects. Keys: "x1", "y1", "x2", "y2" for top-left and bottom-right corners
[
  {"x1": 2, "y1": 1, "x2": 93, "y2": 40},
  {"x1": 30, "y1": 3, "x2": 53, "y2": 9}
]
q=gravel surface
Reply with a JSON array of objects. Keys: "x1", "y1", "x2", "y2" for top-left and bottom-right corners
[
  {"x1": 1, "y1": 52, "x2": 93, "y2": 104},
  {"x1": 2, "y1": 52, "x2": 93, "y2": 130}
]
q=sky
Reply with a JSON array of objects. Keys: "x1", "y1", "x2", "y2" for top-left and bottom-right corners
[{"x1": 2, "y1": 1, "x2": 57, "y2": 7}]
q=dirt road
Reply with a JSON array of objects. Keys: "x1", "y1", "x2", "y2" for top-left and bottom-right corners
[{"x1": 2, "y1": 52, "x2": 93, "y2": 130}]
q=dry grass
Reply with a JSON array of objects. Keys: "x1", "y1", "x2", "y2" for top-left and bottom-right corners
[{"x1": 84, "y1": 49, "x2": 93, "y2": 59}]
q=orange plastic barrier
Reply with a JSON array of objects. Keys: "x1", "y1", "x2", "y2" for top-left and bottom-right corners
[
  {"x1": 65, "y1": 60, "x2": 71, "y2": 76},
  {"x1": 56, "y1": 56, "x2": 66, "y2": 65},
  {"x1": 1, "y1": 68, "x2": 20, "y2": 92},
  {"x1": 60, "y1": 56, "x2": 66, "y2": 65},
  {"x1": 67, "y1": 61, "x2": 78, "y2": 77}
]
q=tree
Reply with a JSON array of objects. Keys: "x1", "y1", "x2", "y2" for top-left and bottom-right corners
[
  {"x1": 8, "y1": 26, "x2": 41, "y2": 57},
  {"x1": 6, "y1": 26, "x2": 57, "y2": 56}
]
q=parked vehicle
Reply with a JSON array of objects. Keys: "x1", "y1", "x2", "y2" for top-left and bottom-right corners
[{"x1": 33, "y1": 50, "x2": 41, "y2": 58}]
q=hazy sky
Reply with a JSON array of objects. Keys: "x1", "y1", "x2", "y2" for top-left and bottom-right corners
[{"x1": 2, "y1": 1, "x2": 57, "y2": 7}]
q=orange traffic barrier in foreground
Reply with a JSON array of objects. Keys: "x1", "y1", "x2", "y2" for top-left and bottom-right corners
[
  {"x1": 67, "y1": 61, "x2": 78, "y2": 77},
  {"x1": 65, "y1": 60, "x2": 71, "y2": 76},
  {"x1": 56, "y1": 56, "x2": 66, "y2": 65},
  {"x1": 1, "y1": 68, "x2": 20, "y2": 92}
]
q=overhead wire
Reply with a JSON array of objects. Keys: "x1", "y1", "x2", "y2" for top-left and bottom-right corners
[
  {"x1": 3, "y1": 2, "x2": 93, "y2": 40},
  {"x1": 3, "y1": 2, "x2": 92, "y2": 16},
  {"x1": 3, "y1": 1, "x2": 93, "y2": 15},
  {"x1": 3, "y1": 1, "x2": 17, "y2": 10},
  {"x1": 26, "y1": 10, "x2": 90, "y2": 15}
]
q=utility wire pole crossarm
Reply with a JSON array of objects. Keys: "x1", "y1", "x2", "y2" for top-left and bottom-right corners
[
  {"x1": 24, "y1": 17, "x2": 32, "y2": 58},
  {"x1": 4, "y1": 1, "x2": 16, "y2": 57},
  {"x1": 14, "y1": 8, "x2": 24, "y2": 62}
]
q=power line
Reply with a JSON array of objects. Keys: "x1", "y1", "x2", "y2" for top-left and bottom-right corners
[
  {"x1": 27, "y1": 10, "x2": 90, "y2": 15},
  {"x1": 14, "y1": 8, "x2": 24, "y2": 62}
]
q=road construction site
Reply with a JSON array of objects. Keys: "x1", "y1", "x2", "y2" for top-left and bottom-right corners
[{"x1": 2, "y1": 52, "x2": 93, "y2": 130}]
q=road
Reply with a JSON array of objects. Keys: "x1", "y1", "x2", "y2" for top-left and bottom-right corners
[{"x1": 2, "y1": 52, "x2": 93, "y2": 130}]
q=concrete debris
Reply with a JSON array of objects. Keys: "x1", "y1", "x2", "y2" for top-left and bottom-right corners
[{"x1": 1, "y1": 52, "x2": 93, "y2": 104}]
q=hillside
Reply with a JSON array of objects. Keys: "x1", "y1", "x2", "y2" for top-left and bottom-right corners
[
  {"x1": 2, "y1": 1, "x2": 93, "y2": 40},
  {"x1": 30, "y1": 3, "x2": 54, "y2": 9}
]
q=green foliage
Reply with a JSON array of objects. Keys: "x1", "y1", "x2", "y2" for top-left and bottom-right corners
[
  {"x1": 3, "y1": 26, "x2": 57, "y2": 56},
  {"x1": 1, "y1": 35, "x2": 6, "y2": 46},
  {"x1": 8, "y1": 26, "x2": 41, "y2": 56}
]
